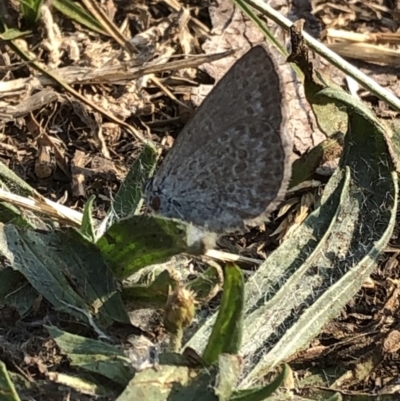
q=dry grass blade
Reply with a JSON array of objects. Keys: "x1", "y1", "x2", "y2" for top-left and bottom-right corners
[
  {"x1": 80, "y1": 51, "x2": 236, "y2": 83},
  {"x1": 205, "y1": 249, "x2": 262, "y2": 266},
  {"x1": 0, "y1": 188, "x2": 82, "y2": 226},
  {"x1": 0, "y1": 50, "x2": 235, "y2": 103},
  {"x1": 326, "y1": 28, "x2": 400, "y2": 45},
  {"x1": 0, "y1": 89, "x2": 59, "y2": 123},
  {"x1": 327, "y1": 42, "x2": 400, "y2": 66},
  {"x1": 150, "y1": 75, "x2": 190, "y2": 110},
  {"x1": 81, "y1": 0, "x2": 136, "y2": 54}
]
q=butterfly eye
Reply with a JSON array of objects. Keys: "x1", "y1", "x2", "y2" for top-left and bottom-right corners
[{"x1": 151, "y1": 196, "x2": 161, "y2": 211}]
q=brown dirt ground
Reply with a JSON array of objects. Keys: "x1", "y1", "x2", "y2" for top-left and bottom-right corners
[{"x1": 1, "y1": 0, "x2": 400, "y2": 399}]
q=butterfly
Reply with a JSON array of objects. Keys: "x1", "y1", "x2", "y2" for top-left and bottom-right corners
[{"x1": 144, "y1": 45, "x2": 291, "y2": 234}]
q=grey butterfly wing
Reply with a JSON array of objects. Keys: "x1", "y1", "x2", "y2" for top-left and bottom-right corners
[
  {"x1": 154, "y1": 46, "x2": 284, "y2": 170},
  {"x1": 146, "y1": 45, "x2": 291, "y2": 233}
]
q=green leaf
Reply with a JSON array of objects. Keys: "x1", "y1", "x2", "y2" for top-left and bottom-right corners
[
  {"x1": 242, "y1": 89, "x2": 398, "y2": 385},
  {"x1": 0, "y1": 269, "x2": 38, "y2": 318},
  {"x1": 186, "y1": 262, "x2": 223, "y2": 305},
  {"x1": 17, "y1": 0, "x2": 45, "y2": 24},
  {"x1": 0, "y1": 160, "x2": 43, "y2": 228},
  {"x1": 0, "y1": 225, "x2": 129, "y2": 326},
  {"x1": 230, "y1": 364, "x2": 288, "y2": 401},
  {"x1": 216, "y1": 354, "x2": 242, "y2": 401},
  {"x1": 97, "y1": 216, "x2": 190, "y2": 279},
  {"x1": 111, "y1": 144, "x2": 158, "y2": 220},
  {"x1": 81, "y1": 195, "x2": 96, "y2": 242},
  {"x1": 388, "y1": 120, "x2": 400, "y2": 169},
  {"x1": 0, "y1": 202, "x2": 32, "y2": 228},
  {"x1": 325, "y1": 394, "x2": 342, "y2": 401},
  {"x1": 116, "y1": 361, "x2": 219, "y2": 401},
  {"x1": 0, "y1": 28, "x2": 31, "y2": 41},
  {"x1": 290, "y1": 134, "x2": 343, "y2": 188},
  {"x1": 0, "y1": 360, "x2": 21, "y2": 401},
  {"x1": 303, "y1": 70, "x2": 349, "y2": 137},
  {"x1": 52, "y1": 0, "x2": 108, "y2": 36},
  {"x1": 0, "y1": 160, "x2": 39, "y2": 197},
  {"x1": 122, "y1": 268, "x2": 179, "y2": 307},
  {"x1": 48, "y1": 326, "x2": 132, "y2": 386},
  {"x1": 202, "y1": 264, "x2": 244, "y2": 365}
]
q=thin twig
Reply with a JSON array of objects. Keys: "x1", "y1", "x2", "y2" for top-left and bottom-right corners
[{"x1": 205, "y1": 249, "x2": 262, "y2": 265}]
